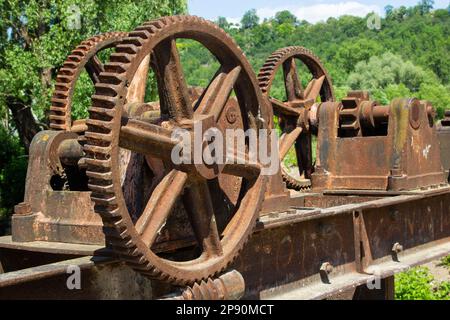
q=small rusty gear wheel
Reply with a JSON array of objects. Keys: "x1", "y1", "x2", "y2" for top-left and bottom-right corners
[
  {"x1": 258, "y1": 46, "x2": 335, "y2": 190},
  {"x1": 84, "y1": 16, "x2": 267, "y2": 285},
  {"x1": 49, "y1": 32, "x2": 127, "y2": 132}
]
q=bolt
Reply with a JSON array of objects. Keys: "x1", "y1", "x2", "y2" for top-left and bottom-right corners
[
  {"x1": 392, "y1": 242, "x2": 403, "y2": 253},
  {"x1": 226, "y1": 106, "x2": 238, "y2": 124},
  {"x1": 320, "y1": 262, "x2": 333, "y2": 274},
  {"x1": 14, "y1": 202, "x2": 32, "y2": 215}
]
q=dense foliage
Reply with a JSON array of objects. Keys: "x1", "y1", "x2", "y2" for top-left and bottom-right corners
[
  {"x1": 181, "y1": 2, "x2": 450, "y2": 116},
  {"x1": 395, "y1": 266, "x2": 450, "y2": 300},
  {"x1": 0, "y1": 0, "x2": 187, "y2": 222}
]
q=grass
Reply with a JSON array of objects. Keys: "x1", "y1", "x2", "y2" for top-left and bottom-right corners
[
  {"x1": 395, "y1": 266, "x2": 450, "y2": 300},
  {"x1": 440, "y1": 255, "x2": 450, "y2": 269}
]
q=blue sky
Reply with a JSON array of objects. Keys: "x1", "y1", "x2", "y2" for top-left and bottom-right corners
[{"x1": 188, "y1": 0, "x2": 449, "y2": 24}]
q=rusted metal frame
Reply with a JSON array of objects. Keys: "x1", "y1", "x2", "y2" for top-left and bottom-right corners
[
  {"x1": 0, "y1": 256, "x2": 156, "y2": 299},
  {"x1": 260, "y1": 238, "x2": 450, "y2": 300},
  {"x1": 257, "y1": 193, "x2": 425, "y2": 230},
  {"x1": 0, "y1": 236, "x2": 103, "y2": 256},
  {"x1": 12, "y1": 130, "x2": 106, "y2": 245},
  {"x1": 0, "y1": 256, "x2": 108, "y2": 288},
  {"x1": 314, "y1": 99, "x2": 445, "y2": 191},
  {"x1": 352, "y1": 210, "x2": 372, "y2": 273},
  {"x1": 1, "y1": 188, "x2": 449, "y2": 299},
  {"x1": 238, "y1": 188, "x2": 450, "y2": 299},
  {"x1": 351, "y1": 276, "x2": 395, "y2": 300}
]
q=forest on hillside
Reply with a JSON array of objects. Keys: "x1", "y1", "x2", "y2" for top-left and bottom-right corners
[
  {"x1": 0, "y1": 0, "x2": 449, "y2": 222},
  {"x1": 180, "y1": 1, "x2": 450, "y2": 115}
]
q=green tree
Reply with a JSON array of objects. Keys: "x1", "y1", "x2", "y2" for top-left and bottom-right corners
[
  {"x1": 0, "y1": 125, "x2": 27, "y2": 220},
  {"x1": 384, "y1": 5, "x2": 394, "y2": 17},
  {"x1": 0, "y1": 0, "x2": 187, "y2": 220},
  {"x1": 418, "y1": 83, "x2": 450, "y2": 118},
  {"x1": 274, "y1": 10, "x2": 298, "y2": 26},
  {"x1": 0, "y1": 0, "x2": 187, "y2": 151},
  {"x1": 418, "y1": 0, "x2": 434, "y2": 15},
  {"x1": 347, "y1": 52, "x2": 434, "y2": 92},
  {"x1": 216, "y1": 16, "x2": 229, "y2": 30},
  {"x1": 241, "y1": 9, "x2": 259, "y2": 29},
  {"x1": 335, "y1": 39, "x2": 384, "y2": 73}
]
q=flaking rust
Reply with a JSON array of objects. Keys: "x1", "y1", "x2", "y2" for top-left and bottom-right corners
[{"x1": 1, "y1": 15, "x2": 450, "y2": 300}]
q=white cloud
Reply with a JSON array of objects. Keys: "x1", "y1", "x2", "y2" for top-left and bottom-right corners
[{"x1": 227, "y1": 1, "x2": 382, "y2": 25}]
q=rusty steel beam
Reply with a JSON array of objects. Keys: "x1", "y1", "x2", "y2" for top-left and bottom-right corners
[
  {"x1": 233, "y1": 187, "x2": 450, "y2": 299},
  {"x1": 1, "y1": 186, "x2": 449, "y2": 299}
]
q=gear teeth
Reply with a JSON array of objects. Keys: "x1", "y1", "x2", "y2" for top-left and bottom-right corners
[
  {"x1": 110, "y1": 53, "x2": 133, "y2": 63},
  {"x1": 91, "y1": 97, "x2": 118, "y2": 110},
  {"x1": 84, "y1": 15, "x2": 263, "y2": 287},
  {"x1": 49, "y1": 32, "x2": 127, "y2": 131},
  {"x1": 84, "y1": 157, "x2": 112, "y2": 168},
  {"x1": 116, "y1": 43, "x2": 139, "y2": 54},
  {"x1": 258, "y1": 46, "x2": 334, "y2": 191},
  {"x1": 49, "y1": 123, "x2": 67, "y2": 130}
]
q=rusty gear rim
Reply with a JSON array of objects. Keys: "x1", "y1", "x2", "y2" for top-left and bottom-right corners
[
  {"x1": 84, "y1": 16, "x2": 267, "y2": 285},
  {"x1": 258, "y1": 46, "x2": 335, "y2": 191},
  {"x1": 49, "y1": 32, "x2": 127, "y2": 132}
]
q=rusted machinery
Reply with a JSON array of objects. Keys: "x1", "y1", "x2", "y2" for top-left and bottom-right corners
[{"x1": 1, "y1": 15, "x2": 450, "y2": 300}]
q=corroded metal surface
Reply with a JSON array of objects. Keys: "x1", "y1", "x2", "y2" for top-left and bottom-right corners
[
  {"x1": 49, "y1": 32, "x2": 127, "y2": 132},
  {"x1": 11, "y1": 130, "x2": 104, "y2": 245},
  {"x1": 437, "y1": 110, "x2": 450, "y2": 179},
  {"x1": 3, "y1": 15, "x2": 450, "y2": 300},
  {"x1": 164, "y1": 270, "x2": 245, "y2": 300},
  {"x1": 2, "y1": 187, "x2": 449, "y2": 299},
  {"x1": 233, "y1": 187, "x2": 450, "y2": 299},
  {"x1": 312, "y1": 98, "x2": 446, "y2": 191},
  {"x1": 258, "y1": 46, "x2": 335, "y2": 191},
  {"x1": 83, "y1": 16, "x2": 267, "y2": 285}
]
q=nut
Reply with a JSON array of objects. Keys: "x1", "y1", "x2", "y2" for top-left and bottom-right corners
[{"x1": 225, "y1": 106, "x2": 238, "y2": 124}]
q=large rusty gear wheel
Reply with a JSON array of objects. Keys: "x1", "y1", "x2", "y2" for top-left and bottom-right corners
[
  {"x1": 49, "y1": 32, "x2": 127, "y2": 132},
  {"x1": 84, "y1": 16, "x2": 267, "y2": 285},
  {"x1": 258, "y1": 46, "x2": 335, "y2": 191}
]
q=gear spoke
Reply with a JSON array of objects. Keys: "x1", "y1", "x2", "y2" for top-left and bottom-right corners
[
  {"x1": 153, "y1": 37, "x2": 192, "y2": 121},
  {"x1": 85, "y1": 55, "x2": 104, "y2": 84},
  {"x1": 49, "y1": 32, "x2": 126, "y2": 131},
  {"x1": 195, "y1": 65, "x2": 241, "y2": 122},
  {"x1": 304, "y1": 75, "x2": 325, "y2": 101},
  {"x1": 283, "y1": 57, "x2": 302, "y2": 101},
  {"x1": 279, "y1": 127, "x2": 303, "y2": 160},
  {"x1": 184, "y1": 179, "x2": 223, "y2": 257},
  {"x1": 85, "y1": 16, "x2": 265, "y2": 285},
  {"x1": 119, "y1": 117, "x2": 176, "y2": 158},
  {"x1": 270, "y1": 97, "x2": 300, "y2": 117},
  {"x1": 223, "y1": 152, "x2": 261, "y2": 180},
  {"x1": 136, "y1": 169, "x2": 188, "y2": 247},
  {"x1": 295, "y1": 132, "x2": 313, "y2": 179},
  {"x1": 258, "y1": 46, "x2": 335, "y2": 191},
  {"x1": 126, "y1": 54, "x2": 151, "y2": 105}
]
